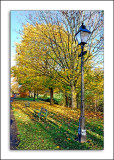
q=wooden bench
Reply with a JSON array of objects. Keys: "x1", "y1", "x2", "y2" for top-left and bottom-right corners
[
  {"x1": 25, "y1": 102, "x2": 30, "y2": 107},
  {"x1": 34, "y1": 107, "x2": 48, "y2": 121}
]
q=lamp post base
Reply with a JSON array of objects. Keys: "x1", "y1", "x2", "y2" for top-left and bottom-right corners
[{"x1": 78, "y1": 116, "x2": 86, "y2": 143}]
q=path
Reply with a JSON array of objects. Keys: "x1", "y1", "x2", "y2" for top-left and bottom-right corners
[{"x1": 10, "y1": 106, "x2": 20, "y2": 150}]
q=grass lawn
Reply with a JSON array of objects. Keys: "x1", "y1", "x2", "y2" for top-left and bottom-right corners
[
  {"x1": 11, "y1": 100, "x2": 104, "y2": 150},
  {"x1": 15, "y1": 93, "x2": 64, "y2": 104}
]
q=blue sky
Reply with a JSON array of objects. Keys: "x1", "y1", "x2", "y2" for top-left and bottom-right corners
[
  {"x1": 11, "y1": 11, "x2": 24, "y2": 66},
  {"x1": 11, "y1": 11, "x2": 42, "y2": 66},
  {"x1": 11, "y1": 10, "x2": 103, "y2": 68}
]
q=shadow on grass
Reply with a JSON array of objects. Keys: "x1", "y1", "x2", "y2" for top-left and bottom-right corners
[
  {"x1": 13, "y1": 104, "x2": 103, "y2": 150},
  {"x1": 86, "y1": 121, "x2": 103, "y2": 136},
  {"x1": 37, "y1": 119, "x2": 91, "y2": 150}
]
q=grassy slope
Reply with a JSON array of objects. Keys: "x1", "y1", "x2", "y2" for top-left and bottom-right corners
[{"x1": 11, "y1": 100, "x2": 103, "y2": 150}]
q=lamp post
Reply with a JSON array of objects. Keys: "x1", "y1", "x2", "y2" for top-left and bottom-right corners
[{"x1": 75, "y1": 23, "x2": 91, "y2": 143}]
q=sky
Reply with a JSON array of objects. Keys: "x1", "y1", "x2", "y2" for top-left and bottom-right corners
[
  {"x1": 11, "y1": 11, "x2": 42, "y2": 66},
  {"x1": 11, "y1": 11, "x2": 24, "y2": 66},
  {"x1": 11, "y1": 10, "x2": 60, "y2": 66},
  {"x1": 11, "y1": 10, "x2": 104, "y2": 68}
]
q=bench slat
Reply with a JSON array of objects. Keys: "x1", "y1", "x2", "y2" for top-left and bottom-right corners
[{"x1": 34, "y1": 107, "x2": 48, "y2": 121}]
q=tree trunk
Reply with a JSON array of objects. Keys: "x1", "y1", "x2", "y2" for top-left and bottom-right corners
[
  {"x1": 77, "y1": 100, "x2": 79, "y2": 109},
  {"x1": 76, "y1": 94, "x2": 79, "y2": 109},
  {"x1": 71, "y1": 84, "x2": 76, "y2": 109},
  {"x1": 65, "y1": 93, "x2": 68, "y2": 107},
  {"x1": 33, "y1": 90, "x2": 36, "y2": 101},
  {"x1": 31, "y1": 91, "x2": 33, "y2": 98},
  {"x1": 29, "y1": 91, "x2": 31, "y2": 97},
  {"x1": 69, "y1": 97, "x2": 72, "y2": 108},
  {"x1": 49, "y1": 88, "x2": 54, "y2": 105},
  {"x1": 37, "y1": 90, "x2": 38, "y2": 100}
]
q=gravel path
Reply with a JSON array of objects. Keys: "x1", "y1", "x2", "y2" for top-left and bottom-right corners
[{"x1": 10, "y1": 107, "x2": 20, "y2": 150}]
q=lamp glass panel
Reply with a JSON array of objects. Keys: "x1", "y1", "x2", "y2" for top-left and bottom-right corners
[
  {"x1": 76, "y1": 32, "x2": 81, "y2": 45},
  {"x1": 81, "y1": 31, "x2": 90, "y2": 43}
]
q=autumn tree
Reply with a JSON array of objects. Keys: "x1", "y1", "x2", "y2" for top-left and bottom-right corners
[
  {"x1": 85, "y1": 68, "x2": 104, "y2": 112},
  {"x1": 11, "y1": 65, "x2": 45, "y2": 101},
  {"x1": 76, "y1": 66, "x2": 104, "y2": 112},
  {"x1": 11, "y1": 77, "x2": 19, "y2": 95},
  {"x1": 13, "y1": 10, "x2": 104, "y2": 109}
]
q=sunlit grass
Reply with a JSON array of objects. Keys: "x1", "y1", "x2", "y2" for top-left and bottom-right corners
[{"x1": 11, "y1": 100, "x2": 104, "y2": 150}]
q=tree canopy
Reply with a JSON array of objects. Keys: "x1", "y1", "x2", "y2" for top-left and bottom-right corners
[{"x1": 11, "y1": 10, "x2": 104, "y2": 110}]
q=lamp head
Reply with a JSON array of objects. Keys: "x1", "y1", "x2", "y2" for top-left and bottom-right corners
[{"x1": 75, "y1": 23, "x2": 91, "y2": 45}]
